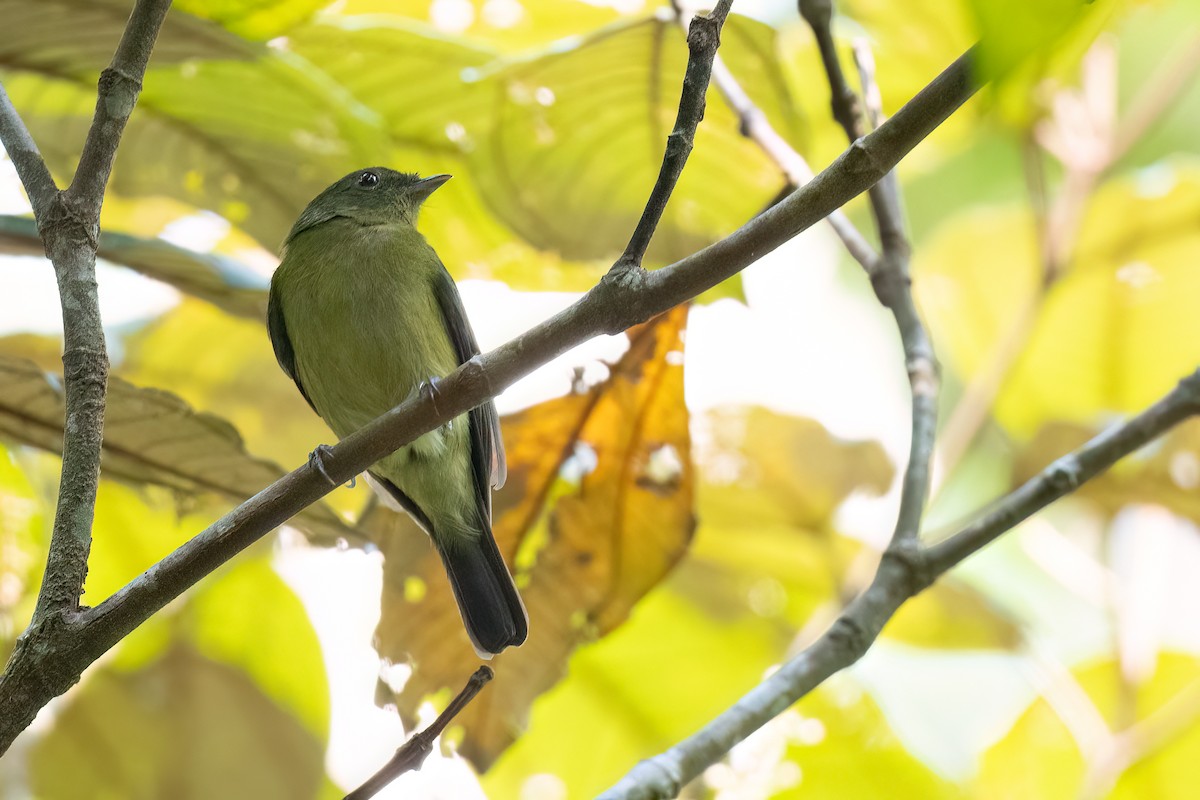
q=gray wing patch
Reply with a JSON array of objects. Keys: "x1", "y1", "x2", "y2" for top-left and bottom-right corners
[
  {"x1": 431, "y1": 267, "x2": 508, "y2": 511},
  {"x1": 267, "y1": 283, "x2": 317, "y2": 413}
]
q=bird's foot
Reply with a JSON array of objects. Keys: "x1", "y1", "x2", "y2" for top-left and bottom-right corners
[
  {"x1": 308, "y1": 444, "x2": 357, "y2": 488},
  {"x1": 418, "y1": 376, "x2": 442, "y2": 415}
]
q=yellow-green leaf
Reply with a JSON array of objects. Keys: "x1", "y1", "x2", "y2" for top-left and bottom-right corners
[
  {"x1": 915, "y1": 165, "x2": 1200, "y2": 438},
  {"x1": 0, "y1": 355, "x2": 355, "y2": 545}
]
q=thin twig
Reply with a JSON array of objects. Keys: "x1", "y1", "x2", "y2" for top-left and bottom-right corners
[
  {"x1": 0, "y1": 46, "x2": 979, "y2": 756},
  {"x1": 345, "y1": 667, "x2": 494, "y2": 800},
  {"x1": 671, "y1": 0, "x2": 876, "y2": 269},
  {"x1": 0, "y1": 85, "x2": 57, "y2": 218},
  {"x1": 612, "y1": 0, "x2": 734, "y2": 274},
  {"x1": 805, "y1": 8, "x2": 938, "y2": 550},
  {"x1": 597, "y1": 368, "x2": 1200, "y2": 800}
]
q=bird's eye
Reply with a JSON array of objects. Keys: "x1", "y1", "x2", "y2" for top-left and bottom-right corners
[{"x1": 358, "y1": 171, "x2": 379, "y2": 188}]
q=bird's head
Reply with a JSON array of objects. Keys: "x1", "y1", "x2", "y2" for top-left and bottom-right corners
[{"x1": 285, "y1": 167, "x2": 450, "y2": 244}]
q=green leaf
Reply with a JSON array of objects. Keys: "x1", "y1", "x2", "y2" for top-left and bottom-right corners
[
  {"x1": 0, "y1": 215, "x2": 269, "y2": 320},
  {"x1": 914, "y1": 165, "x2": 1200, "y2": 437},
  {"x1": 884, "y1": 579, "x2": 1022, "y2": 650},
  {"x1": 114, "y1": 300, "x2": 352, "y2": 488},
  {"x1": 1014, "y1": 418, "x2": 1200, "y2": 525},
  {"x1": 485, "y1": 585, "x2": 784, "y2": 799},
  {"x1": 978, "y1": 653, "x2": 1200, "y2": 798},
  {"x1": 332, "y1": 0, "x2": 627, "y2": 53},
  {"x1": 0, "y1": 442, "x2": 46, "y2": 643},
  {"x1": 0, "y1": 0, "x2": 257, "y2": 74},
  {"x1": 463, "y1": 13, "x2": 803, "y2": 264},
  {"x1": 780, "y1": 680, "x2": 961, "y2": 798},
  {"x1": 2, "y1": 31, "x2": 386, "y2": 249},
  {"x1": 175, "y1": 0, "x2": 328, "y2": 39},
  {"x1": 699, "y1": 407, "x2": 894, "y2": 532},
  {"x1": 189, "y1": 556, "x2": 330, "y2": 737},
  {"x1": 29, "y1": 645, "x2": 326, "y2": 800},
  {"x1": 967, "y1": 0, "x2": 1100, "y2": 82},
  {"x1": 0, "y1": 355, "x2": 356, "y2": 545}
]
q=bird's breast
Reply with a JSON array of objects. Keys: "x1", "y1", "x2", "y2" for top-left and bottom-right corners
[{"x1": 280, "y1": 224, "x2": 459, "y2": 437}]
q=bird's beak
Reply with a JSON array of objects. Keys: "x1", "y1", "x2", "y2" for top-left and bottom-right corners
[{"x1": 410, "y1": 173, "x2": 451, "y2": 203}]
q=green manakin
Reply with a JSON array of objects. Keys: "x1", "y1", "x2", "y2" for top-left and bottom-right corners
[{"x1": 267, "y1": 167, "x2": 528, "y2": 657}]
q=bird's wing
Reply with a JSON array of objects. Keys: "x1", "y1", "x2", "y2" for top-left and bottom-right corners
[
  {"x1": 431, "y1": 266, "x2": 508, "y2": 510},
  {"x1": 267, "y1": 284, "x2": 318, "y2": 413}
]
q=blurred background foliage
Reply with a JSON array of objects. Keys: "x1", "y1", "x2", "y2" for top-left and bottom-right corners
[{"x1": 0, "y1": 0, "x2": 1199, "y2": 797}]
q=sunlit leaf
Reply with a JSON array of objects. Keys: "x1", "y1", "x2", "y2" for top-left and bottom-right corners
[
  {"x1": 700, "y1": 407, "x2": 894, "y2": 532},
  {"x1": 29, "y1": 645, "x2": 326, "y2": 800},
  {"x1": 464, "y1": 13, "x2": 801, "y2": 264},
  {"x1": 978, "y1": 653, "x2": 1200, "y2": 798},
  {"x1": 368, "y1": 305, "x2": 693, "y2": 770},
  {"x1": 0, "y1": 355, "x2": 355, "y2": 545},
  {"x1": 915, "y1": 166, "x2": 1200, "y2": 438},
  {"x1": 966, "y1": 0, "x2": 1103, "y2": 83},
  {"x1": 0, "y1": 0, "x2": 255, "y2": 74},
  {"x1": 2, "y1": 28, "x2": 386, "y2": 249},
  {"x1": 174, "y1": 0, "x2": 327, "y2": 39},
  {"x1": 779, "y1": 680, "x2": 961, "y2": 798},
  {"x1": 0, "y1": 215, "x2": 268, "y2": 320},
  {"x1": 189, "y1": 557, "x2": 330, "y2": 737},
  {"x1": 0, "y1": 442, "x2": 45, "y2": 644},
  {"x1": 885, "y1": 579, "x2": 1022, "y2": 650},
  {"x1": 333, "y1": 0, "x2": 626, "y2": 52},
  {"x1": 485, "y1": 585, "x2": 784, "y2": 799}
]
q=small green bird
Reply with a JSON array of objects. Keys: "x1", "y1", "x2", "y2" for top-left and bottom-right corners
[{"x1": 267, "y1": 167, "x2": 528, "y2": 657}]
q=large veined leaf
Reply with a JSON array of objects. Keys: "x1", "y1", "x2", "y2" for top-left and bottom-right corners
[
  {"x1": 1, "y1": 1, "x2": 387, "y2": 250},
  {"x1": 334, "y1": 0, "x2": 626, "y2": 52},
  {"x1": 0, "y1": 0, "x2": 255, "y2": 73},
  {"x1": 174, "y1": 0, "x2": 328, "y2": 39},
  {"x1": 462, "y1": 13, "x2": 801, "y2": 264},
  {"x1": 915, "y1": 165, "x2": 1200, "y2": 437},
  {"x1": 0, "y1": 355, "x2": 356, "y2": 545},
  {"x1": 0, "y1": 215, "x2": 268, "y2": 320},
  {"x1": 30, "y1": 645, "x2": 328, "y2": 800},
  {"x1": 369, "y1": 306, "x2": 694, "y2": 770},
  {"x1": 978, "y1": 654, "x2": 1200, "y2": 799}
]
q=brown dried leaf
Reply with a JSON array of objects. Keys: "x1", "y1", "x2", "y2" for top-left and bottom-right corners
[{"x1": 366, "y1": 305, "x2": 694, "y2": 769}]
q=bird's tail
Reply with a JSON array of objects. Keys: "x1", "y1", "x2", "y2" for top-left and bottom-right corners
[{"x1": 434, "y1": 526, "x2": 528, "y2": 658}]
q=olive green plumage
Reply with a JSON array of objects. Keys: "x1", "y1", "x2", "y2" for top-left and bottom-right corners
[{"x1": 267, "y1": 167, "x2": 527, "y2": 657}]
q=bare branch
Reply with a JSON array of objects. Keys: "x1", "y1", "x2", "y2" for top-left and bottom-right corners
[
  {"x1": 613, "y1": 0, "x2": 733, "y2": 273},
  {"x1": 926, "y1": 369, "x2": 1200, "y2": 574},
  {"x1": 804, "y1": 9, "x2": 936, "y2": 549},
  {"x1": 67, "y1": 0, "x2": 174, "y2": 219},
  {"x1": 670, "y1": 1, "x2": 876, "y2": 269},
  {"x1": 30, "y1": 0, "x2": 172, "y2": 626},
  {"x1": 0, "y1": 44, "x2": 978, "y2": 755},
  {"x1": 0, "y1": 84, "x2": 57, "y2": 218},
  {"x1": 345, "y1": 667, "x2": 494, "y2": 800},
  {"x1": 598, "y1": 368, "x2": 1200, "y2": 800}
]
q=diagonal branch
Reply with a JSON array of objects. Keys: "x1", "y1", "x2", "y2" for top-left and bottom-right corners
[
  {"x1": 0, "y1": 85, "x2": 57, "y2": 219},
  {"x1": 0, "y1": 44, "x2": 979, "y2": 756},
  {"x1": 598, "y1": 368, "x2": 1200, "y2": 800},
  {"x1": 345, "y1": 667, "x2": 494, "y2": 800}
]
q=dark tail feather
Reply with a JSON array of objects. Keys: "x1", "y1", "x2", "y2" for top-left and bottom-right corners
[{"x1": 435, "y1": 528, "x2": 528, "y2": 658}]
